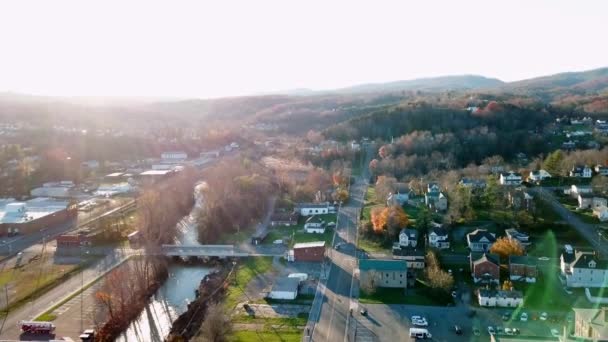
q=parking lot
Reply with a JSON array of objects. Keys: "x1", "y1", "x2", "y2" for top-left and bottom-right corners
[{"x1": 351, "y1": 304, "x2": 567, "y2": 341}]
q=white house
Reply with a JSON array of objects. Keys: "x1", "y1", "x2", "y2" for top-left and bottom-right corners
[
  {"x1": 386, "y1": 183, "x2": 411, "y2": 206},
  {"x1": 304, "y1": 215, "x2": 326, "y2": 234},
  {"x1": 566, "y1": 184, "x2": 593, "y2": 197},
  {"x1": 593, "y1": 206, "x2": 608, "y2": 222},
  {"x1": 499, "y1": 172, "x2": 522, "y2": 186},
  {"x1": 398, "y1": 229, "x2": 418, "y2": 248},
  {"x1": 570, "y1": 165, "x2": 593, "y2": 178},
  {"x1": 528, "y1": 169, "x2": 551, "y2": 182},
  {"x1": 267, "y1": 277, "x2": 300, "y2": 300},
  {"x1": 477, "y1": 289, "x2": 523, "y2": 308},
  {"x1": 466, "y1": 229, "x2": 496, "y2": 252},
  {"x1": 297, "y1": 202, "x2": 331, "y2": 216},
  {"x1": 428, "y1": 225, "x2": 450, "y2": 249},
  {"x1": 505, "y1": 228, "x2": 530, "y2": 247},
  {"x1": 560, "y1": 246, "x2": 608, "y2": 288}
]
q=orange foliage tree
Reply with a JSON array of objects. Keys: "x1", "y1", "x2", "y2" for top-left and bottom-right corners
[
  {"x1": 370, "y1": 205, "x2": 409, "y2": 238},
  {"x1": 489, "y1": 237, "x2": 524, "y2": 261}
]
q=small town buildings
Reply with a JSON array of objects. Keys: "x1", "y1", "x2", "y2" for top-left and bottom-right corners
[
  {"x1": 499, "y1": 172, "x2": 523, "y2": 186},
  {"x1": 560, "y1": 245, "x2": 608, "y2": 288},
  {"x1": 270, "y1": 212, "x2": 299, "y2": 226},
  {"x1": 528, "y1": 170, "x2": 552, "y2": 182},
  {"x1": 81, "y1": 160, "x2": 100, "y2": 169},
  {"x1": 296, "y1": 202, "x2": 331, "y2": 216},
  {"x1": 0, "y1": 198, "x2": 76, "y2": 236},
  {"x1": 398, "y1": 228, "x2": 418, "y2": 248},
  {"x1": 572, "y1": 307, "x2": 608, "y2": 341},
  {"x1": 459, "y1": 178, "x2": 486, "y2": 189},
  {"x1": 392, "y1": 246, "x2": 425, "y2": 270},
  {"x1": 578, "y1": 194, "x2": 607, "y2": 210},
  {"x1": 94, "y1": 183, "x2": 133, "y2": 197},
  {"x1": 566, "y1": 184, "x2": 593, "y2": 197},
  {"x1": 386, "y1": 183, "x2": 411, "y2": 206},
  {"x1": 268, "y1": 277, "x2": 300, "y2": 300},
  {"x1": 359, "y1": 259, "x2": 408, "y2": 289},
  {"x1": 161, "y1": 151, "x2": 188, "y2": 161},
  {"x1": 504, "y1": 228, "x2": 530, "y2": 247},
  {"x1": 30, "y1": 181, "x2": 75, "y2": 198},
  {"x1": 470, "y1": 253, "x2": 500, "y2": 284},
  {"x1": 570, "y1": 165, "x2": 593, "y2": 178},
  {"x1": 508, "y1": 188, "x2": 534, "y2": 211},
  {"x1": 428, "y1": 225, "x2": 450, "y2": 249},
  {"x1": 467, "y1": 229, "x2": 496, "y2": 252},
  {"x1": 478, "y1": 289, "x2": 523, "y2": 308},
  {"x1": 509, "y1": 255, "x2": 538, "y2": 283},
  {"x1": 304, "y1": 215, "x2": 326, "y2": 234},
  {"x1": 292, "y1": 241, "x2": 325, "y2": 262},
  {"x1": 593, "y1": 205, "x2": 608, "y2": 222},
  {"x1": 596, "y1": 165, "x2": 608, "y2": 176}
]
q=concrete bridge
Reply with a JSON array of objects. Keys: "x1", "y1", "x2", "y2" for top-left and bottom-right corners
[{"x1": 160, "y1": 244, "x2": 282, "y2": 257}]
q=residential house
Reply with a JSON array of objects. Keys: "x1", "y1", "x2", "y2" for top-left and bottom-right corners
[
  {"x1": 304, "y1": 215, "x2": 326, "y2": 234},
  {"x1": 499, "y1": 172, "x2": 523, "y2": 186},
  {"x1": 270, "y1": 212, "x2": 299, "y2": 226},
  {"x1": 425, "y1": 183, "x2": 448, "y2": 211},
  {"x1": 560, "y1": 245, "x2": 608, "y2": 288},
  {"x1": 593, "y1": 205, "x2": 608, "y2": 222},
  {"x1": 566, "y1": 184, "x2": 593, "y2": 198},
  {"x1": 296, "y1": 202, "x2": 331, "y2": 216},
  {"x1": 292, "y1": 241, "x2": 325, "y2": 262},
  {"x1": 466, "y1": 229, "x2": 496, "y2": 252},
  {"x1": 596, "y1": 165, "x2": 608, "y2": 176},
  {"x1": 505, "y1": 228, "x2": 530, "y2": 248},
  {"x1": 398, "y1": 228, "x2": 418, "y2": 248},
  {"x1": 570, "y1": 165, "x2": 593, "y2": 178},
  {"x1": 428, "y1": 225, "x2": 450, "y2": 249},
  {"x1": 478, "y1": 289, "x2": 523, "y2": 308},
  {"x1": 470, "y1": 253, "x2": 500, "y2": 284},
  {"x1": 508, "y1": 188, "x2": 535, "y2": 211},
  {"x1": 572, "y1": 307, "x2": 608, "y2": 341},
  {"x1": 528, "y1": 170, "x2": 551, "y2": 182},
  {"x1": 386, "y1": 183, "x2": 411, "y2": 206},
  {"x1": 459, "y1": 178, "x2": 487, "y2": 189},
  {"x1": 578, "y1": 194, "x2": 607, "y2": 210},
  {"x1": 509, "y1": 255, "x2": 538, "y2": 283},
  {"x1": 359, "y1": 259, "x2": 408, "y2": 289},
  {"x1": 392, "y1": 246, "x2": 426, "y2": 271}
]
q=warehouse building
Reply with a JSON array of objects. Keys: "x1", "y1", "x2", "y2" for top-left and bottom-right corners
[{"x1": 0, "y1": 198, "x2": 76, "y2": 236}]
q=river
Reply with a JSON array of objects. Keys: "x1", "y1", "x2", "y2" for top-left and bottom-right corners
[{"x1": 117, "y1": 183, "x2": 211, "y2": 342}]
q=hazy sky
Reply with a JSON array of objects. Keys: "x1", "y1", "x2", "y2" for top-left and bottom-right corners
[{"x1": 1, "y1": 0, "x2": 607, "y2": 98}]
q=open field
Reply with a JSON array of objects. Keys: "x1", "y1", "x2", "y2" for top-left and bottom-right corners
[{"x1": 225, "y1": 257, "x2": 274, "y2": 311}]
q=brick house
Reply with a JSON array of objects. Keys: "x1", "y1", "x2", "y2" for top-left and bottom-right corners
[
  {"x1": 470, "y1": 253, "x2": 500, "y2": 284},
  {"x1": 509, "y1": 255, "x2": 538, "y2": 283}
]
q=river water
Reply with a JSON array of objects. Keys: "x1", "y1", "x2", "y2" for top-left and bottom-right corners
[{"x1": 117, "y1": 183, "x2": 211, "y2": 342}]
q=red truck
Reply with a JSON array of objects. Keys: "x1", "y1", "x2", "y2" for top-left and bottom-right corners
[{"x1": 19, "y1": 320, "x2": 55, "y2": 334}]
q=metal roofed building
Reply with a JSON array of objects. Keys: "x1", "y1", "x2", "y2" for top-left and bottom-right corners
[
  {"x1": 359, "y1": 259, "x2": 407, "y2": 289},
  {"x1": 267, "y1": 277, "x2": 300, "y2": 300}
]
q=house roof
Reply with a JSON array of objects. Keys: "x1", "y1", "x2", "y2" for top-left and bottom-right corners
[
  {"x1": 394, "y1": 182, "x2": 410, "y2": 194},
  {"x1": 509, "y1": 255, "x2": 536, "y2": 266},
  {"x1": 471, "y1": 253, "x2": 500, "y2": 266},
  {"x1": 293, "y1": 241, "x2": 326, "y2": 249},
  {"x1": 572, "y1": 251, "x2": 608, "y2": 269},
  {"x1": 467, "y1": 229, "x2": 497, "y2": 243},
  {"x1": 297, "y1": 202, "x2": 330, "y2": 209},
  {"x1": 271, "y1": 277, "x2": 300, "y2": 293},
  {"x1": 505, "y1": 228, "x2": 528, "y2": 240},
  {"x1": 359, "y1": 259, "x2": 407, "y2": 272},
  {"x1": 429, "y1": 225, "x2": 448, "y2": 237},
  {"x1": 392, "y1": 247, "x2": 425, "y2": 257},
  {"x1": 478, "y1": 289, "x2": 523, "y2": 299},
  {"x1": 501, "y1": 171, "x2": 522, "y2": 178},
  {"x1": 573, "y1": 307, "x2": 608, "y2": 338},
  {"x1": 459, "y1": 178, "x2": 486, "y2": 187},
  {"x1": 400, "y1": 228, "x2": 418, "y2": 239},
  {"x1": 561, "y1": 250, "x2": 576, "y2": 264}
]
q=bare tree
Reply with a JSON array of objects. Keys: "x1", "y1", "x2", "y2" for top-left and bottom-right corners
[{"x1": 194, "y1": 303, "x2": 232, "y2": 342}]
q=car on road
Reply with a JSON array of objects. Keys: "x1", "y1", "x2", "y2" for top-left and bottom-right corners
[
  {"x1": 473, "y1": 327, "x2": 481, "y2": 336},
  {"x1": 496, "y1": 326, "x2": 504, "y2": 335},
  {"x1": 551, "y1": 328, "x2": 561, "y2": 337},
  {"x1": 505, "y1": 328, "x2": 513, "y2": 335},
  {"x1": 454, "y1": 325, "x2": 462, "y2": 335},
  {"x1": 451, "y1": 291, "x2": 457, "y2": 298},
  {"x1": 538, "y1": 256, "x2": 550, "y2": 261},
  {"x1": 488, "y1": 326, "x2": 495, "y2": 335},
  {"x1": 411, "y1": 316, "x2": 428, "y2": 327},
  {"x1": 502, "y1": 311, "x2": 512, "y2": 321},
  {"x1": 540, "y1": 312, "x2": 548, "y2": 321},
  {"x1": 360, "y1": 308, "x2": 368, "y2": 316},
  {"x1": 520, "y1": 312, "x2": 528, "y2": 321},
  {"x1": 335, "y1": 242, "x2": 344, "y2": 250}
]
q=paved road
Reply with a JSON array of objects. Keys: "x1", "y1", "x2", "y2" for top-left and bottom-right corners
[
  {"x1": 307, "y1": 148, "x2": 371, "y2": 342},
  {"x1": 531, "y1": 187, "x2": 608, "y2": 255},
  {"x1": 0, "y1": 247, "x2": 135, "y2": 340}
]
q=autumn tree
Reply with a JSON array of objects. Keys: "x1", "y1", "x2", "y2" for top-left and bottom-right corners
[
  {"x1": 375, "y1": 176, "x2": 397, "y2": 203},
  {"x1": 370, "y1": 205, "x2": 409, "y2": 239},
  {"x1": 194, "y1": 303, "x2": 232, "y2": 342},
  {"x1": 424, "y1": 251, "x2": 454, "y2": 293},
  {"x1": 502, "y1": 280, "x2": 514, "y2": 291},
  {"x1": 490, "y1": 237, "x2": 525, "y2": 261},
  {"x1": 543, "y1": 150, "x2": 565, "y2": 176}
]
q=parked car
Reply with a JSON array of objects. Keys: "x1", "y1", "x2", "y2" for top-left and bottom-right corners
[
  {"x1": 488, "y1": 326, "x2": 495, "y2": 335},
  {"x1": 360, "y1": 308, "x2": 367, "y2": 316},
  {"x1": 551, "y1": 328, "x2": 561, "y2": 337},
  {"x1": 502, "y1": 311, "x2": 512, "y2": 321},
  {"x1": 454, "y1": 325, "x2": 462, "y2": 335},
  {"x1": 520, "y1": 312, "x2": 528, "y2": 322},
  {"x1": 411, "y1": 316, "x2": 428, "y2": 327},
  {"x1": 540, "y1": 312, "x2": 548, "y2": 321},
  {"x1": 496, "y1": 326, "x2": 504, "y2": 335},
  {"x1": 505, "y1": 328, "x2": 514, "y2": 335}
]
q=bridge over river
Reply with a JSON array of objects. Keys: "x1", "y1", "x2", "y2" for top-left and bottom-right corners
[{"x1": 160, "y1": 244, "x2": 284, "y2": 257}]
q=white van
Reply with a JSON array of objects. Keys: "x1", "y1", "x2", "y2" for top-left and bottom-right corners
[{"x1": 409, "y1": 328, "x2": 432, "y2": 339}]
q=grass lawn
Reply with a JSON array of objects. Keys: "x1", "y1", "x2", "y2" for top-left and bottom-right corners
[
  {"x1": 561, "y1": 203, "x2": 599, "y2": 224},
  {"x1": 357, "y1": 237, "x2": 391, "y2": 254},
  {"x1": 360, "y1": 285, "x2": 453, "y2": 306},
  {"x1": 364, "y1": 186, "x2": 377, "y2": 204},
  {"x1": 229, "y1": 315, "x2": 307, "y2": 342},
  {"x1": 521, "y1": 276, "x2": 589, "y2": 311},
  {"x1": 224, "y1": 257, "x2": 274, "y2": 311},
  {"x1": 293, "y1": 229, "x2": 334, "y2": 247}
]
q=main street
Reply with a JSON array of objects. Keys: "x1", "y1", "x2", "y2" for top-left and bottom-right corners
[{"x1": 307, "y1": 148, "x2": 371, "y2": 342}]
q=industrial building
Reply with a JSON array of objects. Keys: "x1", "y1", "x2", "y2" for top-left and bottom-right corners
[{"x1": 0, "y1": 198, "x2": 76, "y2": 236}]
